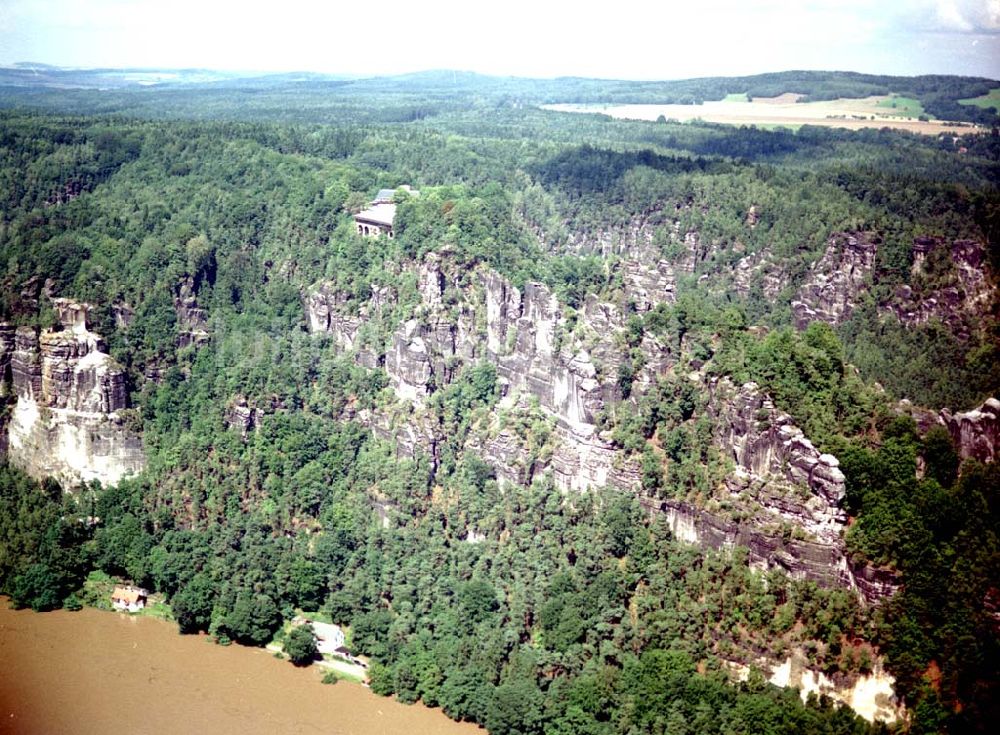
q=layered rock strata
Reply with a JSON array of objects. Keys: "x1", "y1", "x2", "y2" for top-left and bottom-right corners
[
  {"x1": 174, "y1": 276, "x2": 210, "y2": 348},
  {"x1": 655, "y1": 379, "x2": 900, "y2": 604},
  {"x1": 306, "y1": 253, "x2": 897, "y2": 603},
  {"x1": 895, "y1": 396, "x2": 1000, "y2": 464},
  {"x1": 792, "y1": 233, "x2": 879, "y2": 329},
  {"x1": 224, "y1": 396, "x2": 258, "y2": 438},
  {"x1": 2, "y1": 300, "x2": 145, "y2": 487},
  {"x1": 942, "y1": 397, "x2": 1000, "y2": 463},
  {"x1": 889, "y1": 238, "x2": 995, "y2": 337},
  {"x1": 710, "y1": 379, "x2": 847, "y2": 540},
  {"x1": 792, "y1": 232, "x2": 994, "y2": 335}
]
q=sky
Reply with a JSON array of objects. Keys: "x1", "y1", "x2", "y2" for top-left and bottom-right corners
[{"x1": 0, "y1": 0, "x2": 998, "y2": 80}]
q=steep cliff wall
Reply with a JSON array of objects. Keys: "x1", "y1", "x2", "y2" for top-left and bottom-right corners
[
  {"x1": 305, "y1": 253, "x2": 897, "y2": 603},
  {"x1": 0, "y1": 323, "x2": 15, "y2": 455},
  {"x1": 710, "y1": 379, "x2": 847, "y2": 539},
  {"x1": 888, "y1": 238, "x2": 996, "y2": 338},
  {"x1": 643, "y1": 379, "x2": 899, "y2": 604},
  {"x1": 896, "y1": 396, "x2": 1000, "y2": 464},
  {"x1": 1, "y1": 300, "x2": 145, "y2": 488},
  {"x1": 792, "y1": 233, "x2": 879, "y2": 329},
  {"x1": 941, "y1": 397, "x2": 1000, "y2": 463},
  {"x1": 792, "y1": 232, "x2": 995, "y2": 335},
  {"x1": 174, "y1": 275, "x2": 210, "y2": 348}
]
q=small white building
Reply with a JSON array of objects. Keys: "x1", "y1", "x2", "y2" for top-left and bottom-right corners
[
  {"x1": 311, "y1": 621, "x2": 346, "y2": 654},
  {"x1": 111, "y1": 584, "x2": 148, "y2": 612},
  {"x1": 353, "y1": 186, "x2": 418, "y2": 239},
  {"x1": 292, "y1": 616, "x2": 346, "y2": 655},
  {"x1": 354, "y1": 203, "x2": 398, "y2": 238}
]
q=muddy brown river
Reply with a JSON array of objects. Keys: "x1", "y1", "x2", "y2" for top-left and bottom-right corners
[{"x1": 0, "y1": 602, "x2": 481, "y2": 734}]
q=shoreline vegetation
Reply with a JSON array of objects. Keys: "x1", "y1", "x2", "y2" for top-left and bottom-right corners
[
  {"x1": 0, "y1": 598, "x2": 483, "y2": 734},
  {"x1": 80, "y1": 571, "x2": 372, "y2": 681},
  {"x1": 0, "y1": 67, "x2": 996, "y2": 733}
]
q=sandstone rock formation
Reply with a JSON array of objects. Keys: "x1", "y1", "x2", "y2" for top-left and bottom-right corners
[
  {"x1": 710, "y1": 379, "x2": 847, "y2": 539},
  {"x1": 791, "y1": 232, "x2": 994, "y2": 336},
  {"x1": 732, "y1": 249, "x2": 790, "y2": 301},
  {"x1": 306, "y1": 252, "x2": 899, "y2": 603},
  {"x1": 639, "y1": 379, "x2": 900, "y2": 604},
  {"x1": 792, "y1": 232, "x2": 879, "y2": 329},
  {"x1": 224, "y1": 396, "x2": 258, "y2": 438},
  {"x1": 1, "y1": 300, "x2": 145, "y2": 487},
  {"x1": 304, "y1": 284, "x2": 364, "y2": 351},
  {"x1": 895, "y1": 396, "x2": 1000, "y2": 464},
  {"x1": 889, "y1": 238, "x2": 995, "y2": 337},
  {"x1": 0, "y1": 323, "x2": 16, "y2": 455},
  {"x1": 174, "y1": 276, "x2": 210, "y2": 348},
  {"x1": 940, "y1": 397, "x2": 999, "y2": 463}
]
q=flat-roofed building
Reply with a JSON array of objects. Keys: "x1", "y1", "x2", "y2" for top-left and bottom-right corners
[{"x1": 353, "y1": 186, "x2": 418, "y2": 238}]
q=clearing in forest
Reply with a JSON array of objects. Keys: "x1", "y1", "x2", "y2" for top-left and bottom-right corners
[
  {"x1": 544, "y1": 94, "x2": 983, "y2": 135},
  {"x1": 959, "y1": 87, "x2": 1000, "y2": 113}
]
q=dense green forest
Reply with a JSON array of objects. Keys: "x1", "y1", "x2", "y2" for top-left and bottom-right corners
[
  {"x1": 0, "y1": 71, "x2": 998, "y2": 734},
  {"x1": 2, "y1": 67, "x2": 998, "y2": 126}
]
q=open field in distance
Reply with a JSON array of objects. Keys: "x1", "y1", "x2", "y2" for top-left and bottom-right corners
[
  {"x1": 960, "y1": 87, "x2": 1000, "y2": 113},
  {"x1": 544, "y1": 94, "x2": 986, "y2": 135}
]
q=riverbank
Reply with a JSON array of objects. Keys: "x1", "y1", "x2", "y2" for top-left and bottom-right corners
[{"x1": 0, "y1": 600, "x2": 482, "y2": 735}]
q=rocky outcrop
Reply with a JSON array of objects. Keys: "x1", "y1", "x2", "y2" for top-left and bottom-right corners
[
  {"x1": 792, "y1": 233, "x2": 995, "y2": 336},
  {"x1": 0, "y1": 323, "x2": 15, "y2": 387},
  {"x1": 486, "y1": 277, "x2": 611, "y2": 429},
  {"x1": 0, "y1": 324, "x2": 15, "y2": 455},
  {"x1": 710, "y1": 379, "x2": 847, "y2": 540},
  {"x1": 550, "y1": 426, "x2": 642, "y2": 493},
  {"x1": 112, "y1": 302, "x2": 134, "y2": 330},
  {"x1": 482, "y1": 429, "x2": 532, "y2": 486},
  {"x1": 622, "y1": 257, "x2": 677, "y2": 312},
  {"x1": 305, "y1": 253, "x2": 900, "y2": 603},
  {"x1": 642, "y1": 380, "x2": 899, "y2": 605},
  {"x1": 732, "y1": 249, "x2": 789, "y2": 301},
  {"x1": 941, "y1": 397, "x2": 999, "y2": 463},
  {"x1": 307, "y1": 254, "x2": 645, "y2": 431},
  {"x1": 648, "y1": 498, "x2": 850, "y2": 586},
  {"x1": 174, "y1": 276, "x2": 210, "y2": 348},
  {"x1": 562, "y1": 218, "x2": 659, "y2": 258},
  {"x1": 895, "y1": 396, "x2": 1000, "y2": 464},
  {"x1": 2, "y1": 300, "x2": 145, "y2": 488},
  {"x1": 727, "y1": 652, "x2": 901, "y2": 723},
  {"x1": 304, "y1": 285, "x2": 364, "y2": 351},
  {"x1": 224, "y1": 396, "x2": 258, "y2": 438},
  {"x1": 888, "y1": 238, "x2": 995, "y2": 337},
  {"x1": 360, "y1": 407, "x2": 439, "y2": 469},
  {"x1": 647, "y1": 497, "x2": 897, "y2": 605},
  {"x1": 792, "y1": 232, "x2": 879, "y2": 329},
  {"x1": 475, "y1": 398, "x2": 642, "y2": 495}
]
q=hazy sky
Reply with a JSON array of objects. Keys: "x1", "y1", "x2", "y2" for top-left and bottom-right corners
[{"x1": 1, "y1": 0, "x2": 998, "y2": 79}]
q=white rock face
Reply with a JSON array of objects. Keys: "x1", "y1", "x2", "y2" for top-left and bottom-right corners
[
  {"x1": 727, "y1": 652, "x2": 900, "y2": 724},
  {"x1": 766, "y1": 654, "x2": 901, "y2": 724},
  {"x1": 710, "y1": 378, "x2": 848, "y2": 541},
  {"x1": 661, "y1": 504, "x2": 701, "y2": 544},
  {"x1": 9, "y1": 398, "x2": 143, "y2": 487},
  {"x1": 2, "y1": 302, "x2": 145, "y2": 488},
  {"x1": 941, "y1": 396, "x2": 1000, "y2": 463}
]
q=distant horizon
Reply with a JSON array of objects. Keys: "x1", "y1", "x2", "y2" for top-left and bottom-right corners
[
  {"x1": 1, "y1": 1, "x2": 998, "y2": 81},
  {"x1": 3, "y1": 61, "x2": 999, "y2": 85}
]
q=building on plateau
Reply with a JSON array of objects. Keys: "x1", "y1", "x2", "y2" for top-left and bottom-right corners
[{"x1": 353, "y1": 185, "x2": 418, "y2": 238}]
